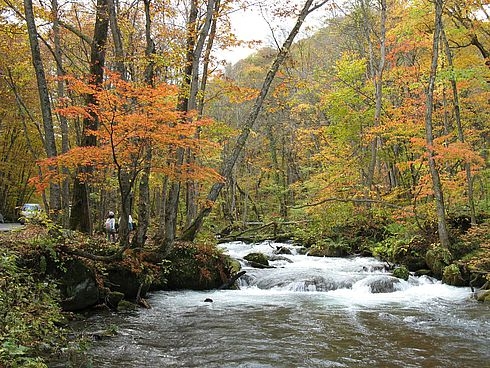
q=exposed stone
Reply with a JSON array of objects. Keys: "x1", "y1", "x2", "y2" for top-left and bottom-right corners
[
  {"x1": 244, "y1": 252, "x2": 269, "y2": 267},
  {"x1": 105, "y1": 265, "x2": 149, "y2": 300},
  {"x1": 106, "y1": 291, "x2": 125, "y2": 309},
  {"x1": 393, "y1": 266, "x2": 410, "y2": 281},
  {"x1": 474, "y1": 290, "x2": 490, "y2": 303},
  {"x1": 442, "y1": 264, "x2": 467, "y2": 287},
  {"x1": 59, "y1": 259, "x2": 100, "y2": 311}
]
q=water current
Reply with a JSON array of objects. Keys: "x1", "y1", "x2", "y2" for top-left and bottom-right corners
[{"x1": 65, "y1": 241, "x2": 490, "y2": 368}]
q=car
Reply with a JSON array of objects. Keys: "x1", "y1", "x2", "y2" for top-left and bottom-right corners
[{"x1": 18, "y1": 203, "x2": 42, "y2": 224}]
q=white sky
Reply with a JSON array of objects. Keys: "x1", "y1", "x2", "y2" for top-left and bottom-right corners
[{"x1": 219, "y1": 1, "x2": 327, "y2": 64}]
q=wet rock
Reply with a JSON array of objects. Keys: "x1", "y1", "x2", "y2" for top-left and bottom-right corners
[
  {"x1": 204, "y1": 298, "x2": 213, "y2": 303},
  {"x1": 366, "y1": 276, "x2": 401, "y2": 293},
  {"x1": 269, "y1": 255, "x2": 293, "y2": 263},
  {"x1": 393, "y1": 266, "x2": 409, "y2": 281},
  {"x1": 274, "y1": 246, "x2": 292, "y2": 255},
  {"x1": 442, "y1": 264, "x2": 467, "y2": 287},
  {"x1": 106, "y1": 264, "x2": 149, "y2": 300},
  {"x1": 244, "y1": 252, "x2": 269, "y2": 267},
  {"x1": 474, "y1": 290, "x2": 490, "y2": 303},
  {"x1": 59, "y1": 259, "x2": 100, "y2": 311},
  {"x1": 308, "y1": 245, "x2": 347, "y2": 257},
  {"x1": 106, "y1": 291, "x2": 125, "y2": 309}
]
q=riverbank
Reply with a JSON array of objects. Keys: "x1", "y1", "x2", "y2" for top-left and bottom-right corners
[{"x1": 1, "y1": 218, "x2": 489, "y2": 366}]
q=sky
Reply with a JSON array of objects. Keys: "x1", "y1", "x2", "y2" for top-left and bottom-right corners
[{"x1": 219, "y1": 1, "x2": 327, "y2": 64}]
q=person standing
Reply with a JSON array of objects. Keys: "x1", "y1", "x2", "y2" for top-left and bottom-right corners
[{"x1": 105, "y1": 211, "x2": 117, "y2": 242}]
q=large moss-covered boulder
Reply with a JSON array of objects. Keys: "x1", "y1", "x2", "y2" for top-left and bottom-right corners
[
  {"x1": 425, "y1": 245, "x2": 453, "y2": 279},
  {"x1": 308, "y1": 239, "x2": 349, "y2": 257},
  {"x1": 244, "y1": 252, "x2": 269, "y2": 267},
  {"x1": 393, "y1": 266, "x2": 410, "y2": 281},
  {"x1": 474, "y1": 290, "x2": 490, "y2": 303},
  {"x1": 59, "y1": 259, "x2": 100, "y2": 311},
  {"x1": 165, "y1": 241, "x2": 233, "y2": 290},
  {"x1": 105, "y1": 264, "x2": 150, "y2": 300},
  {"x1": 442, "y1": 264, "x2": 467, "y2": 286}
]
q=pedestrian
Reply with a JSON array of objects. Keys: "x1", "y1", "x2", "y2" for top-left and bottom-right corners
[{"x1": 105, "y1": 211, "x2": 117, "y2": 242}]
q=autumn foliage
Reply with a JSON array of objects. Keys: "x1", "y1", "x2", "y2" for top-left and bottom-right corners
[{"x1": 32, "y1": 72, "x2": 221, "y2": 191}]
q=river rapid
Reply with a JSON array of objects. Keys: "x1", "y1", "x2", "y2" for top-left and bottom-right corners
[{"x1": 66, "y1": 241, "x2": 489, "y2": 368}]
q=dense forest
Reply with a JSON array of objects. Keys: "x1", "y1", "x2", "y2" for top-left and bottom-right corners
[{"x1": 0, "y1": 0, "x2": 489, "y2": 366}]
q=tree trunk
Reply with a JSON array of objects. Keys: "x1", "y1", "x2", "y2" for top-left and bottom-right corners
[
  {"x1": 425, "y1": 0, "x2": 450, "y2": 248},
  {"x1": 69, "y1": 0, "x2": 109, "y2": 233},
  {"x1": 52, "y1": 0, "x2": 71, "y2": 228},
  {"x1": 442, "y1": 28, "x2": 476, "y2": 225},
  {"x1": 24, "y1": 0, "x2": 61, "y2": 220},
  {"x1": 132, "y1": 0, "x2": 156, "y2": 248},
  {"x1": 185, "y1": 0, "x2": 218, "y2": 227},
  {"x1": 181, "y1": 0, "x2": 329, "y2": 241},
  {"x1": 363, "y1": 0, "x2": 386, "y2": 190}
]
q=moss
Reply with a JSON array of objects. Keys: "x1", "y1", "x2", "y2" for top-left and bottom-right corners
[
  {"x1": 442, "y1": 264, "x2": 467, "y2": 287},
  {"x1": 308, "y1": 238, "x2": 350, "y2": 257},
  {"x1": 475, "y1": 290, "x2": 490, "y2": 303},
  {"x1": 393, "y1": 266, "x2": 409, "y2": 281},
  {"x1": 165, "y1": 241, "x2": 232, "y2": 290},
  {"x1": 244, "y1": 252, "x2": 269, "y2": 266},
  {"x1": 425, "y1": 245, "x2": 453, "y2": 279}
]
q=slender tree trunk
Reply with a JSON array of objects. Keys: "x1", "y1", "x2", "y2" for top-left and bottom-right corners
[
  {"x1": 363, "y1": 0, "x2": 386, "y2": 190},
  {"x1": 133, "y1": 0, "x2": 156, "y2": 248},
  {"x1": 24, "y1": 0, "x2": 61, "y2": 220},
  {"x1": 107, "y1": 0, "x2": 134, "y2": 247},
  {"x1": 442, "y1": 28, "x2": 476, "y2": 225},
  {"x1": 185, "y1": 0, "x2": 220, "y2": 227},
  {"x1": 158, "y1": 0, "x2": 199, "y2": 253},
  {"x1": 266, "y1": 122, "x2": 287, "y2": 218},
  {"x1": 181, "y1": 0, "x2": 329, "y2": 241},
  {"x1": 52, "y1": 0, "x2": 71, "y2": 227},
  {"x1": 425, "y1": 0, "x2": 450, "y2": 248},
  {"x1": 69, "y1": 0, "x2": 109, "y2": 233}
]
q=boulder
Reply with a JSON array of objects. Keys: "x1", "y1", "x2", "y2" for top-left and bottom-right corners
[
  {"x1": 105, "y1": 264, "x2": 149, "y2": 300},
  {"x1": 442, "y1": 264, "x2": 467, "y2": 287},
  {"x1": 244, "y1": 252, "x2": 269, "y2": 267},
  {"x1": 474, "y1": 290, "x2": 490, "y2": 303},
  {"x1": 393, "y1": 266, "x2": 409, "y2": 281},
  {"x1": 59, "y1": 259, "x2": 100, "y2": 311}
]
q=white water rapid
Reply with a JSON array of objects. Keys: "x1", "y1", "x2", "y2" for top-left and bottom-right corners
[{"x1": 63, "y1": 241, "x2": 490, "y2": 368}]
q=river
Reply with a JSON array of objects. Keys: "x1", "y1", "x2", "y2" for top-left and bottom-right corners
[{"x1": 65, "y1": 241, "x2": 490, "y2": 368}]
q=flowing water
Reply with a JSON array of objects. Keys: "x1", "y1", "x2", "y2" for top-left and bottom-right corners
[{"x1": 66, "y1": 241, "x2": 489, "y2": 368}]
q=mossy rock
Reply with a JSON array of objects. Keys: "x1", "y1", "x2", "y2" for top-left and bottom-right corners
[
  {"x1": 474, "y1": 290, "x2": 490, "y2": 303},
  {"x1": 165, "y1": 241, "x2": 232, "y2": 290},
  {"x1": 244, "y1": 252, "x2": 269, "y2": 266},
  {"x1": 229, "y1": 258, "x2": 242, "y2": 273},
  {"x1": 442, "y1": 264, "x2": 467, "y2": 286},
  {"x1": 393, "y1": 266, "x2": 409, "y2": 281},
  {"x1": 106, "y1": 291, "x2": 125, "y2": 309},
  {"x1": 425, "y1": 245, "x2": 453, "y2": 279},
  {"x1": 59, "y1": 259, "x2": 100, "y2": 311},
  {"x1": 308, "y1": 245, "x2": 347, "y2": 257},
  {"x1": 117, "y1": 300, "x2": 138, "y2": 311},
  {"x1": 105, "y1": 264, "x2": 150, "y2": 300}
]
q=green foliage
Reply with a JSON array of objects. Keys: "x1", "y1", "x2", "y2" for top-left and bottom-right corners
[
  {"x1": 393, "y1": 266, "x2": 410, "y2": 281},
  {"x1": 442, "y1": 264, "x2": 466, "y2": 286},
  {"x1": 0, "y1": 249, "x2": 65, "y2": 367},
  {"x1": 309, "y1": 237, "x2": 351, "y2": 257},
  {"x1": 425, "y1": 244, "x2": 453, "y2": 278}
]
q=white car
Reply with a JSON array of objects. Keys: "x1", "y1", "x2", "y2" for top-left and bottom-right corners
[{"x1": 18, "y1": 203, "x2": 42, "y2": 224}]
